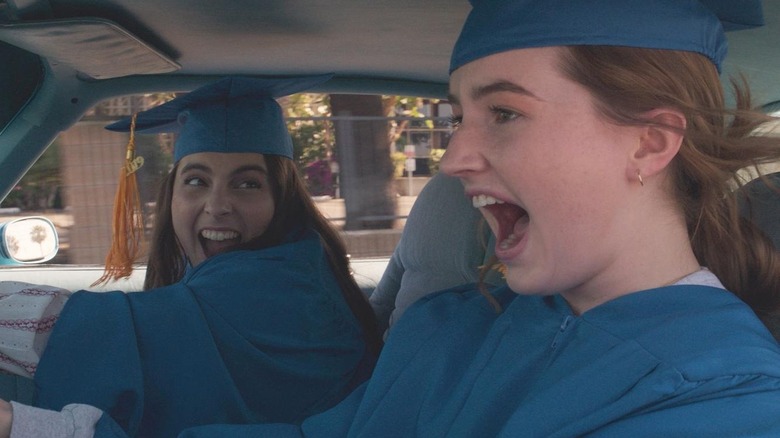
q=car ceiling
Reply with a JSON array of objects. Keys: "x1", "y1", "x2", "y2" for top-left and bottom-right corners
[
  {"x1": 0, "y1": 0, "x2": 778, "y2": 198},
  {"x1": 0, "y1": 0, "x2": 471, "y2": 96},
  {"x1": 0, "y1": 0, "x2": 773, "y2": 101}
]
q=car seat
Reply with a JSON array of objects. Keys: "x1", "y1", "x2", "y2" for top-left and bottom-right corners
[
  {"x1": 739, "y1": 171, "x2": 780, "y2": 249},
  {"x1": 738, "y1": 171, "x2": 780, "y2": 341},
  {"x1": 369, "y1": 173, "x2": 504, "y2": 337}
]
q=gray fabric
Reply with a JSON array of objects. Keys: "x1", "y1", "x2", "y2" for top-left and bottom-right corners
[
  {"x1": 738, "y1": 171, "x2": 780, "y2": 342},
  {"x1": 0, "y1": 18, "x2": 179, "y2": 79},
  {"x1": 370, "y1": 173, "x2": 502, "y2": 336},
  {"x1": 739, "y1": 171, "x2": 780, "y2": 249},
  {"x1": 10, "y1": 401, "x2": 102, "y2": 438}
]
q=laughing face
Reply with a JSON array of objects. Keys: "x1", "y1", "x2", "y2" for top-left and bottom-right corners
[
  {"x1": 441, "y1": 47, "x2": 644, "y2": 304},
  {"x1": 172, "y1": 152, "x2": 275, "y2": 267}
]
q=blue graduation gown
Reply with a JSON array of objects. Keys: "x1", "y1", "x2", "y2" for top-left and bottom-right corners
[
  {"x1": 33, "y1": 229, "x2": 374, "y2": 438},
  {"x1": 182, "y1": 284, "x2": 780, "y2": 437}
]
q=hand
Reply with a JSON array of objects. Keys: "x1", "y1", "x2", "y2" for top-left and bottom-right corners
[{"x1": 0, "y1": 399, "x2": 10, "y2": 438}]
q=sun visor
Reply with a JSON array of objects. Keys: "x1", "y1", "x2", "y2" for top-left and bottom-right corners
[{"x1": 0, "y1": 17, "x2": 180, "y2": 79}]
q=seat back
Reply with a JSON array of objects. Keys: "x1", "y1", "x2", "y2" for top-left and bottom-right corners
[
  {"x1": 369, "y1": 173, "x2": 504, "y2": 336},
  {"x1": 738, "y1": 171, "x2": 780, "y2": 341},
  {"x1": 739, "y1": 171, "x2": 780, "y2": 249}
]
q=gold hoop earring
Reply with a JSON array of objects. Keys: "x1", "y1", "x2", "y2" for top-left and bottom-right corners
[{"x1": 637, "y1": 170, "x2": 644, "y2": 187}]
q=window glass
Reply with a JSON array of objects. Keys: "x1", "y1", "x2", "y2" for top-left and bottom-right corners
[
  {"x1": 0, "y1": 92, "x2": 453, "y2": 267},
  {"x1": 0, "y1": 42, "x2": 42, "y2": 132}
]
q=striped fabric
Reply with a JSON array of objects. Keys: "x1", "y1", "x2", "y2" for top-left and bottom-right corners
[{"x1": 0, "y1": 281, "x2": 71, "y2": 377}]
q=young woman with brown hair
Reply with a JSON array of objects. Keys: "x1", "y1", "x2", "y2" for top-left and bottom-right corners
[
  {"x1": 0, "y1": 75, "x2": 380, "y2": 438},
  {"x1": 175, "y1": 1, "x2": 780, "y2": 436}
]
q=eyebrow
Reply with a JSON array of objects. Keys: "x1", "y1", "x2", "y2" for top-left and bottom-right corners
[
  {"x1": 179, "y1": 162, "x2": 268, "y2": 176},
  {"x1": 472, "y1": 80, "x2": 542, "y2": 101},
  {"x1": 448, "y1": 80, "x2": 542, "y2": 105}
]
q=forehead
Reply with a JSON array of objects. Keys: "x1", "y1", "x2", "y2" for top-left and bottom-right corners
[
  {"x1": 177, "y1": 152, "x2": 268, "y2": 171},
  {"x1": 448, "y1": 47, "x2": 573, "y2": 102},
  {"x1": 449, "y1": 48, "x2": 565, "y2": 94}
]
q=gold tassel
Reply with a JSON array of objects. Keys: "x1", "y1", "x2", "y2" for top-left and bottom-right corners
[
  {"x1": 478, "y1": 261, "x2": 507, "y2": 279},
  {"x1": 92, "y1": 114, "x2": 146, "y2": 286}
]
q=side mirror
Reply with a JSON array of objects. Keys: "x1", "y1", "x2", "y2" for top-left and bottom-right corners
[{"x1": 0, "y1": 216, "x2": 59, "y2": 264}]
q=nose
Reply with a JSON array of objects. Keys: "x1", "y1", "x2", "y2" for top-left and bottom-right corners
[
  {"x1": 204, "y1": 189, "x2": 232, "y2": 216},
  {"x1": 440, "y1": 123, "x2": 488, "y2": 177}
]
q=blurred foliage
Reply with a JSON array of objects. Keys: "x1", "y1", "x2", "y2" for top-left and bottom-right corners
[
  {"x1": 391, "y1": 151, "x2": 407, "y2": 178},
  {"x1": 428, "y1": 148, "x2": 446, "y2": 174},
  {"x1": 1, "y1": 140, "x2": 63, "y2": 210},
  {"x1": 3, "y1": 93, "x2": 447, "y2": 211},
  {"x1": 285, "y1": 94, "x2": 445, "y2": 193},
  {"x1": 285, "y1": 93, "x2": 333, "y2": 164}
]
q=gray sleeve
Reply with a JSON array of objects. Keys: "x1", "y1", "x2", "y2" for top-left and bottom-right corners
[
  {"x1": 370, "y1": 173, "x2": 495, "y2": 336},
  {"x1": 10, "y1": 401, "x2": 102, "y2": 438}
]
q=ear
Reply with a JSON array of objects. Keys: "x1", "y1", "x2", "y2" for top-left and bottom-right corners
[{"x1": 626, "y1": 108, "x2": 686, "y2": 184}]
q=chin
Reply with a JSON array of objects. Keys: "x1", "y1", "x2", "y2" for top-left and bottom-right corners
[{"x1": 505, "y1": 273, "x2": 552, "y2": 296}]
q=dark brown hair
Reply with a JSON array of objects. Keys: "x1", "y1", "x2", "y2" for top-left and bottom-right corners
[
  {"x1": 144, "y1": 155, "x2": 382, "y2": 355},
  {"x1": 554, "y1": 45, "x2": 780, "y2": 317}
]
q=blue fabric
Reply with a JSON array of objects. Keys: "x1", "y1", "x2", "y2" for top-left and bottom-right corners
[
  {"x1": 105, "y1": 75, "x2": 332, "y2": 160},
  {"x1": 33, "y1": 229, "x2": 374, "y2": 438},
  {"x1": 450, "y1": 0, "x2": 765, "y2": 73},
  {"x1": 188, "y1": 284, "x2": 780, "y2": 437}
]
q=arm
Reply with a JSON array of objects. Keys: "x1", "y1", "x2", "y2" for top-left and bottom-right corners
[
  {"x1": 588, "y1": 376, "x2": 780, "y2": 437},
  {"x1": 0, "y1": 399, "x2": 104, "y2": 438},
  {"x1": 0, "y1": 282, "x2": 71, "y2": 378}
]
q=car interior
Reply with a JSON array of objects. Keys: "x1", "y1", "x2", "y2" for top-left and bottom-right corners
[{"x1": 0, "y1": 0, "x2": 779, "y2": 413}]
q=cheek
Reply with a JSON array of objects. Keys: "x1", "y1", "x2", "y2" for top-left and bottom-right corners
[
  {"x1": 244, "y1": 196, "x2": 275, "y2": 237},
  {"x1": 170, "y1": 195, "x2": 192, "y2": 239}
]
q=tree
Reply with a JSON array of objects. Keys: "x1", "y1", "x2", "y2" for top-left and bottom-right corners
[
  {"x1": 1, "y1": 140, "x2": 63, "y2": 210},
  {"x1": 330, "y1": 94, "x2": 396, "y2": 230}
]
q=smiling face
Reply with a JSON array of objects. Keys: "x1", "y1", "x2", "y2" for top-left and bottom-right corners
[
  {"x1": 441, "y1": 47, "x2": 647, "y2": 305},
  {"x1": 171, "y1": 152, "x2": 275, "y2": 267}
]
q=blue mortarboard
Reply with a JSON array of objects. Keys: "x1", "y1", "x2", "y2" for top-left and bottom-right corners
[
  {"x1": 450, "y1": 0, "x2": 764, "y2": 74},
  {"x1": 106, "y1": 74, "x2": 333, "y2": 161}
]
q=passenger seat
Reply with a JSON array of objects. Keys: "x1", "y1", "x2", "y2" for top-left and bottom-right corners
[{"x1": 369, "y1": 173, "x2": 503, "y2": 337}]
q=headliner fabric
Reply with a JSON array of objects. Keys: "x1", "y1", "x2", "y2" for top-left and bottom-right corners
[{"x1": 0, "y1": 18, "x2": 179, "y2": 79}]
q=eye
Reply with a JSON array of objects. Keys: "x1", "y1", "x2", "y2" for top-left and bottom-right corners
[
  {"x1": 489, "y1": 106, "x2": 521, "y2": 124},
  {"x1": 236, "y1": 179, "x2": 263, "y2": 190},
  {"x1": 448, "y1": 114, "x2": 462, "y2": 130},
  {"x1": 183, "y1": 176, "x2": 206, "y2": 187}
]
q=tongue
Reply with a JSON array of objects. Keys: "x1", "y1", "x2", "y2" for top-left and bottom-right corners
[
  {"x1": 202, "y1": 238, "x2": 240, "y2": 258},
  {"x1": 512, "y1": 214, "x2": 529, "y2": 235},
  {"x1": 498, "y1": 214, "x2": 529, "y2": 250}
]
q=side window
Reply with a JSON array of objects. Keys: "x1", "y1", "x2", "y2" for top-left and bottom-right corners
[
  {"x1": 0, "y1": 92, "x2": 453, "y2": 267},
  {"x1": 0, "y1": 41, "x2": 42, "y2": 133}
]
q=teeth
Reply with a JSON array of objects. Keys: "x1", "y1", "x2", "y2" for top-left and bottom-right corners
[
  {"x1": 498, "y1": 232, "x2": 520, "y2": 250},
  {"x1": 472, "y1": 194, "x2": 505, "y2": 208},
  {"x1": 201, "y1": 230, "x2": 239, "y2": 241}
]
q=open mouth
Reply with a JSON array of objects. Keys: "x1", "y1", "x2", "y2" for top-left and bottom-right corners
[
  {"x1": 199, "y1": 229, "x2": 242, "y2": 258},
  {"x1": 472, "y1": 195, "x2": 529, "y2": 253}
]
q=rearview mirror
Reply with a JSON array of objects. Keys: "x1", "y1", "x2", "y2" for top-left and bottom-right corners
[{"x1": 0, "y1": 216, "x2": 59, "y2": 264}]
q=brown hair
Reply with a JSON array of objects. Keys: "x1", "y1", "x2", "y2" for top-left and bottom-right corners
[
  {"x1": 144, "y1": 155, "x2": 382, "y2": 355},
  {"x1": 552, "y1": 45, "x2": 780, "y2": 317}
]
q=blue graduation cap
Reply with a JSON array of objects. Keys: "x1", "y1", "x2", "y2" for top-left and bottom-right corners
[
  {"x1": 450, "y1": 0, "x2": 764, "y2": 74},
  {"x1": 95, "y1": 74, "x2": 331, "y2": 285},
  {"x1": 106, "y1": 74, "x2": 333, "y2": 161}
]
